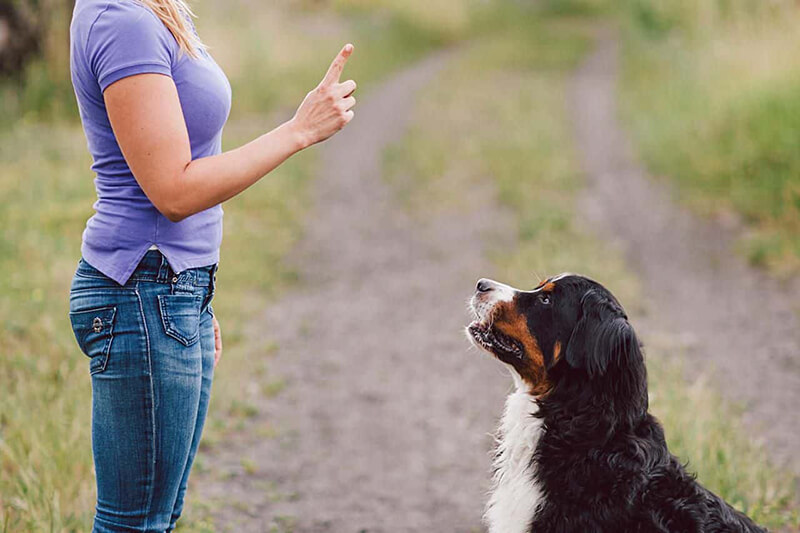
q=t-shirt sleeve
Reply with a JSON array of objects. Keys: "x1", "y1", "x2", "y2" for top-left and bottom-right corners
[{"x1": 87, "y1": 2, "x2": 175, "y2": 92}]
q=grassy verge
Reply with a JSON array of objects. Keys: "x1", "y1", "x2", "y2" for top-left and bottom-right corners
[
  {"x1": 617, "y1": 1, "x2": 800, "y2": 275},
  {"x1": 384, "y1": 4, "x2": 798, "y2": 528},
  {"x1": 194, "y1": 1, "x2": 467, "y2": 121},
  {"x1": 0, "y1": 0, "x2": 479, "y2": 530},
  {"x1": 0, "y1": 124, "x2": 97, "y2": 532}
]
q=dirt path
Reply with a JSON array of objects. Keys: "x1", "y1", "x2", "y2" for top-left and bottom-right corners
[
  {"x1": 571, "y1": 31, "x2": 800, "y2": 476},
  {"x1": 194, "y1": 52, "x2": 513, "y2": 532}
]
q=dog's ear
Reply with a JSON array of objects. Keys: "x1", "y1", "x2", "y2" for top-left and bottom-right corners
[{"x1": 565, "y1": 290, "x2": 640, "y2": 377}]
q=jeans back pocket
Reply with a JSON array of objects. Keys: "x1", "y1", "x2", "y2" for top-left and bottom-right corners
[
  {"x1": 158, "y1": 294, "x2": 203, "y2": 346},
  {"x1": 69, "y1": 306, "x2": 117, "y2": 374}
]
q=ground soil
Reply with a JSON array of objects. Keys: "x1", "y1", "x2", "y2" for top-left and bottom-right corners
[{"x1": 193, "y1": 51, "x2": 515, "y2": 532}]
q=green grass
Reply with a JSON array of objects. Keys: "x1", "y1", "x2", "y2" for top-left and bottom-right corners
[
  {"x1": 618, "y1": 1, "x2": 800, "y2": 275},
  {"x1": 647, "y1": 354, "x2": 798, "y2": 526},
  {"x1": 0, "y1": 124, "x2": 96, "y2": 532},
  {"x1": 384, "y1": 5, "x2": 798, "y2": 528},
  {"x1": 194, "y1": 1, "x2": 464, "y2": 121}
]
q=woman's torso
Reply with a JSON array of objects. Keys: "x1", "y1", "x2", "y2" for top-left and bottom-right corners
[{"x1": 70, "y1": 0, "x2": 231, "y2": 284}]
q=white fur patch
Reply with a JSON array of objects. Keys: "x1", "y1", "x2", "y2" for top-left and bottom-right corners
[
  {"x1": 485, "y1": 372, "x2": 544, "y2": 533},
  {"x1": 470, "y1": 279, "x2": 516, "y2": 325},
  {"x1": 490, "y1": 280, "x2": 516, "y2": 303}
]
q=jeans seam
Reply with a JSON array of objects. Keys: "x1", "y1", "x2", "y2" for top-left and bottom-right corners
[
  {"x1": 70, "y1": 287, "x2": 136, "y2": 294},
  {"x1": 74, "y1": 270, "x2": 112, "y2": 280},
  {"x1": 135, "y1": 282, "x2": 157, "y2": 530}
]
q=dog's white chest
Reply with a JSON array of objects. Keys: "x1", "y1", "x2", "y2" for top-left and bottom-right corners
[{"x1": 485, "y1": 388, "x2": 544, "y2": 533}]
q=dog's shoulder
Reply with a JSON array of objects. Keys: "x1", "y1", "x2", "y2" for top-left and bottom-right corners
[{"x1": 532, "y1": 414, "x2": 768, "y2": 533}]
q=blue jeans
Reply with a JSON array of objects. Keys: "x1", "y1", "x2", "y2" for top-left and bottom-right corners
[{"x1": 69, "y1": 251, "x2": 216, "y2": 532}]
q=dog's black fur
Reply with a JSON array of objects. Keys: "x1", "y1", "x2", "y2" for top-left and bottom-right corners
[{"x1": 473, "y1": 274, "x2": 767, "y2": 532}]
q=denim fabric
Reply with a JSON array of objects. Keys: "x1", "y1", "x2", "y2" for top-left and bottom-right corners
[{"x1": 69, "y1": 250, "x2": 216, "y2": 532}]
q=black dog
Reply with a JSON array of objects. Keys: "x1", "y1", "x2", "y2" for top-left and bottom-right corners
[{"x1": 467, "y1": 273, "x2": 766, "y2": 533}]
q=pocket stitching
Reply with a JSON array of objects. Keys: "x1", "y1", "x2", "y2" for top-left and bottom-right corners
[
  {"x1": 74, "y1": 270, "x2": 111, "y2": 280},
  {"x1": 69, "y1": 306, "x2": 116, "y2": 375},
  {"x1": 157, "y1": 294, "x2": 202, "y2": 346},
  {"x1": 70, "y1": 288, "x2": 136, "y2": 297}
]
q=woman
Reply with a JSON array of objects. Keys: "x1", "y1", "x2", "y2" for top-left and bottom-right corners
[{"x1": 68, "y1": 0, "x2": 356, "y2": 530}]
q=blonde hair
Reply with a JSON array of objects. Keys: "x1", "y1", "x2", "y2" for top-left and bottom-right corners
[{"x1": 138, "y1": 0, "x2": 205, "y2": 58}]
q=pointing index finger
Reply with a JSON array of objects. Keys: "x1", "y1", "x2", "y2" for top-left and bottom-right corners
[{"x1": 321, "y1": 43, "x2": 354, "y2": 87}]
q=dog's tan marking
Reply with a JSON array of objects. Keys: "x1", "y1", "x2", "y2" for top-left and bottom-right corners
[
  {"x1": 494, "y1": 301, "x2": 552, "y2": 396},
  {"x1": 553, "y1": 340, "x2": 562, "y2": 364}
]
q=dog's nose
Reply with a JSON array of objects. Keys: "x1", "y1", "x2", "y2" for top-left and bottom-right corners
[{"x1": 476, "y1": 278, "x2": 494, "y2": 293}]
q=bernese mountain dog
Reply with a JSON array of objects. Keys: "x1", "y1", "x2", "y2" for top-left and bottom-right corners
[{"x1": 466, "y1": 273, "x2": 767, "y2": 533}]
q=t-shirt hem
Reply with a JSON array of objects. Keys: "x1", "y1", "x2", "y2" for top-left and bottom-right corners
[
  {"x1": 163, "y1": 250, "x2": 220, "y2": 275},
  {"x1": 80, "y1": 245, "x2": 144, "y2": 286},
  {"x1": 81, "y1": 244, "x2": 220, "y2": 286},
  {"x1": 99, "y1": 62, "x2": 172, "y2": 92}
]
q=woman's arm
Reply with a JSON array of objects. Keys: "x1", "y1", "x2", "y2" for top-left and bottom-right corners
[{"x1": 104, "y1": 44, "x2": 356, "y2": 223}]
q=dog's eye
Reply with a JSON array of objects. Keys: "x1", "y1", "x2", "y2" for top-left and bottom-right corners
[{"x1": 539, "y1": 294, "x2": 551, "y2": 305}]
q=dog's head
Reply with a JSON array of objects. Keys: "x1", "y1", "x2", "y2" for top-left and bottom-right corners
[{"x1": 467, "y1": 274, "x2": 643, "y2": 397}]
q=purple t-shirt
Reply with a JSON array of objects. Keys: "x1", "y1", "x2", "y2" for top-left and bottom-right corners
[{"x1": 70, "y1": 0, "x2": 231, "y2": 284}]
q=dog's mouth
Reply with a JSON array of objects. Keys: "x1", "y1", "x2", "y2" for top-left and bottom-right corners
[{"x1": 468, "y1": 321, "x2": 524, "y2": 360}]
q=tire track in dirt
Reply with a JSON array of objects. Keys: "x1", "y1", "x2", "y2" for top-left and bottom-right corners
[
  {"x1": 571, "y1": 31, "x2": 800, "y2": 477},
  {"x1": 194, "y1": 51, "x2": 514, "y2": 532}
]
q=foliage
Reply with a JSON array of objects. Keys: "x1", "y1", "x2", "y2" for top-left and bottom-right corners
[
  {"x1": 623, "y1": 0, "x2": 795, "y2": 39},
  {"x1": 0, "y1": 0, "x2": 74, "y2": 121},
  {"x1": 620, "y1": 2, "x2": 800, "y2": 273}
]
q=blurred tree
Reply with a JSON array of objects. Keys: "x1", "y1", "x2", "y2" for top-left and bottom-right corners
[
  {"x1": 0, "y1": 0, "x2": 73, "y2": 78},
  {"x1": 0, "y1": 0, "x2": 39, "y2": 76}
]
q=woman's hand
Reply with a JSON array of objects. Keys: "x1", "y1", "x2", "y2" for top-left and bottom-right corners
[
  {"x1": 104, "y1": 44, "x2": 357, "y2": 223},
  {"x1": 212, "y1": 315, "x2": 222, "y2": 368},
  {"x1": 290, "y1": 44, "x2": 357, "y2": 149}
]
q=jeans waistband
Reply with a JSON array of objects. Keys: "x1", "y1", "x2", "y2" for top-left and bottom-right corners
[{"x1": 78, "y1": 250, "x2": 216, "y2": 288}]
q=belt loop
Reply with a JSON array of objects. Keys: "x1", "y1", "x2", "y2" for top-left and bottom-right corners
[{"x1": 156, "y1": 253, "x2": 171, "y2": 283}]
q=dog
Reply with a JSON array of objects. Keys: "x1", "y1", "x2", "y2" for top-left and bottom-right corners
[{"x1": 466, "y1": 273, "x2": 767, "y2": 533}]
